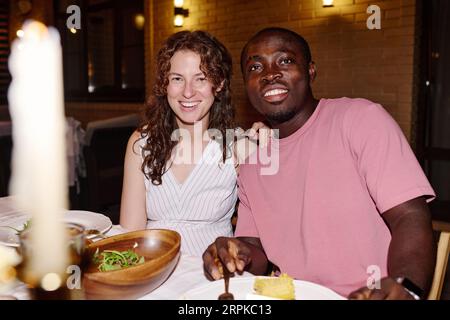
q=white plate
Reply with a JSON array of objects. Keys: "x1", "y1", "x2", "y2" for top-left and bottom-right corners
[
  {"x1": 0, "y1": 210, "x2": 112, "y2": 247},
  {"x1": 179, "y1": 276, "x2": 346, "y2": 300},
  {"x1": 63, "y1": 210, "x2": 112, "y2": 236}
]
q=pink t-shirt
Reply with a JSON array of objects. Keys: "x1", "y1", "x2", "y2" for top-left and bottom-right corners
[{"x1": 235, "y1": 97, "x2": 435, "y2": 297}]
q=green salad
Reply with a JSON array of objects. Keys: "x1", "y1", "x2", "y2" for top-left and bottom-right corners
[
  {"x1": 4, "y1": 219, "x2": 31, "y2": 235},
  {"x1": 92, "y1": 245, "x2": 145, "y2": 272}
]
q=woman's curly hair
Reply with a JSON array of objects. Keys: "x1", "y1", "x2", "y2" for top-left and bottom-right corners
[{"x1": 138, "y1": 30, "x2": 235, "y2": 185}]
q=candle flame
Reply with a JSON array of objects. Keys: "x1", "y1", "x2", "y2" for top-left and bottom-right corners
[{"x1": 22, "y1": 21, "x2": 48, "y2": 42}]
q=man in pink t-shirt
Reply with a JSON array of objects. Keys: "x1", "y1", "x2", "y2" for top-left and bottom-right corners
[{"x1": 203, "y1": 28, "x2": 436, "y2": 300}]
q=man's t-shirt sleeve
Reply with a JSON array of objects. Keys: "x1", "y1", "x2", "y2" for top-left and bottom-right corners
[
  {"x1": 235, "y1": 174, "x2": 260, "y2": 237},
  {"x1": 347, "y1": 101, "x2": 435, "y2": 214}
]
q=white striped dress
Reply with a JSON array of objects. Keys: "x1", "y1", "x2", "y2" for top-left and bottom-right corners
[{"x1": 142, "y1": 139, "x2": 237, "y2": 257}]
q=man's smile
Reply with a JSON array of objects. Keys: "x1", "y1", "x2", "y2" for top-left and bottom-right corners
[{"x1": 262, "y1": 86, "x2": 289, "y2": 103}]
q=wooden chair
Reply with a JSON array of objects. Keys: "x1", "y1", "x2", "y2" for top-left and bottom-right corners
[
  {"x1": 0, "y1": 136, "x2": 12, "y2": 197},
  {"x1": 82, "y1": 126, "x2": 136, "y2": 223},
  {"x1": 428, "y1": 221, "x2": 450, "y2": 300},
  {"x1": 432, "y1": 220, "x2": 450, "y2": 233}
]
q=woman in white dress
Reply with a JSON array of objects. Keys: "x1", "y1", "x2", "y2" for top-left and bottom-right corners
[{"x1": 120, "y1": 31, "x2": 267, "y2": 256}]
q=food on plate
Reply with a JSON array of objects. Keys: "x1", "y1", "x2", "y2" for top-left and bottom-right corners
[
  {"x1": 0, "y1": 245, "x2": 21, "y2": 292},
  {"x1": 2, "y1": 219, "x2": 31, "y2": 235},
  {"x1": 20, "y1": 219, "x2": 31, "y2": 233},
  {"x1": 92, "y1": 243, "x2": 145, "y2": 272},
  {"x1": 253, "y1": 273, "x2": 295, "y2": 300}
]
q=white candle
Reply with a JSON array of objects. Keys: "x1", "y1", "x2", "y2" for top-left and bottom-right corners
[{"x1": 8, "y1": 20, "x2": 68, "y2": 285}]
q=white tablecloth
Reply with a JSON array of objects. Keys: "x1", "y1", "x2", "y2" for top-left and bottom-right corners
[{"x1": 0, "y1": 196, "x2": 241, "y2": 300}]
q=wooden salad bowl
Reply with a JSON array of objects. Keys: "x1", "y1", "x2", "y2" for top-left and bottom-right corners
[{"x1": 82, "y1": 229, "x2": 181, "y2": 300}]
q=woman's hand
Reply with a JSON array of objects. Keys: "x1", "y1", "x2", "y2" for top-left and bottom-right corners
[
  {"x1": 234, "y1": 122, "x2": 273, "y2": 164},
  {"x1": 245, "y1": 121, "x2": 272, "y2": 149}
]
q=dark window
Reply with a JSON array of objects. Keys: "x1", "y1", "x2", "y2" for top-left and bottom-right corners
[
  {"x1": 54, "y1": 0, "x2": 145, "y2": 102},
  {"x1": 0, "y1": 0, "x2": 9, "y2": 104},
  {"x1": 417, "y1": 0, "x2": 450, "y2": 221}
]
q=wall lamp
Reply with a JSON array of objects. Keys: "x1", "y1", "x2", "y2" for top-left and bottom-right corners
[
  {"x1": 174, "y1": 0, "x2": 189, "y2": 27},
  {"x1": 322, "y1": 0, "x2": 334, "y2": 7}
]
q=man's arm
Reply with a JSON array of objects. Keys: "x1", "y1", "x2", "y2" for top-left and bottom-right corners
[
  {"x1": 349, "y1": 196, "x2": 436, "y2": 299},
  {"x1": 383, "y1": 196, "x2": 436, "y2": 295}
]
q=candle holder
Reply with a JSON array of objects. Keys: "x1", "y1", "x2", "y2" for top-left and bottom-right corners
[{"x1": 16, "y1": 222, "x2": 86, "y2": 300}]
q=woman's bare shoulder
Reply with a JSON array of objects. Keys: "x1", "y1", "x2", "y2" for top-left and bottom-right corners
[{"x1": 129, "y1": 130, "x2": 145, "y2": 154}]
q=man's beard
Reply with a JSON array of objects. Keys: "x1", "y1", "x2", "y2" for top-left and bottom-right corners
[{"x1": 265, "y1": 109, "x2": 297, "y2": 124}]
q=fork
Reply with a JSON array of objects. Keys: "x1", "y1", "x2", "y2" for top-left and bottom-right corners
[
  {"x1": 218, "y1": 263, "x2": 234, "y2": 300},
  {"x1": 84, "y1": 229, "x2": 107, "y2": 239}
]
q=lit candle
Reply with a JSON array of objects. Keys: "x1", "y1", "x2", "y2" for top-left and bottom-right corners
[{"x1": 8, "y1": 20, "x2": 68, "y2": 287}]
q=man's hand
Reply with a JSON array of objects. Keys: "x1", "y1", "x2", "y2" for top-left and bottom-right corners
[
  {"x1": 348, "y1": 277, "x2": 415, "y2": 300},
  {"x1": 202, "y1": 237, "x2": 252, "y2": 280}
]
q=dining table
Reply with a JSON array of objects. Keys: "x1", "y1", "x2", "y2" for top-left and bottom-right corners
[
  {"x1": 0, "y1": 196, "x2": 251, "y2": 300},
  {"x1": 0, "y1": 196, "x2": 346, "y2": 301}
]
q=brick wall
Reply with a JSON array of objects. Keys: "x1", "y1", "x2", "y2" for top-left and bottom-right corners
[
  {"x1": 148, "y1": 0, "x2": 417, "y2": 139},
  {"x1": 3, "y1": 0, "x2": 418, "y2": 139}
]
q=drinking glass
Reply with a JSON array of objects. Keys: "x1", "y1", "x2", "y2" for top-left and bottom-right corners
[{"x1": 17, "y1": 222, "x2": 86, "y2": 300}]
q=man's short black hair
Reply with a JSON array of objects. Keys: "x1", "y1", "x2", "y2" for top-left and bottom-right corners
[{"x1": 240, "y1": 27, "x2": 312, "y2": 73}]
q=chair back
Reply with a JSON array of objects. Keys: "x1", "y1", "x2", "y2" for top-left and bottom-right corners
[
  {"x1": 83, "y1": 126, "x2": 136, "y2": 222},
  {"x1": 428, "y1": 229, "x2": 450, "y2": 300},
  {"x1": 0, "y1": 135, "x2": 12, "y2": 197}
]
